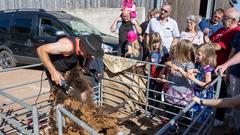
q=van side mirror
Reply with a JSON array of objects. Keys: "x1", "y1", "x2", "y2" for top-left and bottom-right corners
[{"x1": 55, "y1": 30, "x2": 66, "y2": 37}]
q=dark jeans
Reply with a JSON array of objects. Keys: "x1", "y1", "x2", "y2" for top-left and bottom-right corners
[{"x1": 148, "y1": 79, "x2": 163, "y2": 112}]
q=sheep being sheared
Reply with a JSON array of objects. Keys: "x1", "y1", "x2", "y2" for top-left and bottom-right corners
[{"x1": 48, "y1": 65, "x2": 119, "y2": 135}]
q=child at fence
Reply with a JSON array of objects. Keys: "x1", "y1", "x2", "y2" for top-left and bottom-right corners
[
  {"x1": 147, "y1": 33, "x2": 169, "y2": 110},
  {"x1": 159, "y1": 40, "x2": 195, "y2": 106},
  {"x1": 124, "y1": 31, "x2": 142, "y2": 60},
  {"x1": 169, "y1": 43, "x2": 216, "y2": 122},
  {"x1": 122, "y1": 0, "x2": 137, "y2": 19}
]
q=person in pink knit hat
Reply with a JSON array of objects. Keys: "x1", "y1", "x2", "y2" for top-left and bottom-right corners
[{"x1": 124, "y1": 31, "x2": 142, "y2": 60}]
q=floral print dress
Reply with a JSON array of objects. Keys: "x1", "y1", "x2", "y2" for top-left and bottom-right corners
[{"x1": 191, "y1": 64, "x2": 215, "y2": 122}]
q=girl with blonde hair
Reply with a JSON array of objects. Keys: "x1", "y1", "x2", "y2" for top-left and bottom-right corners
[{"x1": 159, "y1": 40, "x2": 195, "y2": 106}]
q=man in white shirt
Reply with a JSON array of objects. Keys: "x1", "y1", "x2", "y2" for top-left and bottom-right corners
[{"x1": 145, "y1": 2, "x2": 180, "y2": 51}]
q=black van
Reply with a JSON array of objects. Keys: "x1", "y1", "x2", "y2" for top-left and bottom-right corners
[{"x1": 0, "y1": 9, "x2": 118, "y2": 69}]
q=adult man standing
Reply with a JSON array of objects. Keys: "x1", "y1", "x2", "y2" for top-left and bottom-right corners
[
  {"x1": 208, "y1": 7, "x2": 240, "y2": 66},
  {"x1": 199, "y1": 8, "x2": 224, "y2": 36},
  {"x1": 111, "y1": 10, "x2": 142, "y2": 56},
  {"x1": 145, "y1": 2, "x2": 180, "y2": 51},
  {"x1": 204, "y1": 7, "x2": 240, "y2": 127}
]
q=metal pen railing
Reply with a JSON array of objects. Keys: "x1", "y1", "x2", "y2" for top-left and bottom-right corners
[
  {"x1": 0, "y1": 64, "x2": 44, "y2": 135},
  {"x1": 56, "y1": 104, "x2": 100, "y2": 135},
  {"x1": 0, "y1": 57, "x2": 225, "y2": 135},
  {"x1": 154, "y1": 74, "x2": 223, "y2": 135}
]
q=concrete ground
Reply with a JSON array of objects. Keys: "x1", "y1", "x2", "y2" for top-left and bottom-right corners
[
  {"x1": 0, "y1": 67, "x2": 50, "y2": 134},
  {"x1": 0, "y1": 67, "x2": 50, "y2": 105}
]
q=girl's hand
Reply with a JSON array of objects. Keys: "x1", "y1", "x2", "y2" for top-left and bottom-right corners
[
  {"x1": 188, "y1": 69, "x2": 199, "y2": 76},
  {"x1": 186, "y1": 72, "x2": 196, "y2": 80},
  {"x1": 156, "y1": 77, "x2": 168, "y2": 83},
  {"x1": 161, "y1": 78, "x2": 168, "y2": 83},
  {"x1": 171, "y1": 64, "x2": 180, "y2": 71},
  {"x1": 192, "y1": 96, "x2": 201, "y2": 104},
  {"x1": 170, "y1": 68, "x2": 178, "y2": 76}
]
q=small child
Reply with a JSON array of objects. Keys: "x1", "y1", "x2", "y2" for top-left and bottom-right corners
[
  {"x1": 148, "y1": 32, "x2": 169, "y2": 78},
  {"x1": 122, "y1": 0, "x2": 137, "y2": 19},
  {"x1": 186, "y1": 43, "x2": 216, "y2": 121},
  {"x1": 160, "y1": 40, "x2": 195, "y2": 106},
  {"x1": 147, "y1": 33, "x2": 168, "y2": 111},
  {"x1": 124, "y1": 31, "x2": 142, "y2": 60}
]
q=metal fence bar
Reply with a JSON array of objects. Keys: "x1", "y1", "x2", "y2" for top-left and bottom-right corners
[
  {"x1": 196, "y1": 111, "x2": 213, "y2": 135},
  {"x1": 155, "y1": 101, "x2": 195, "y2": 135},
  {"x1": 0, "y1": 91, "x2": 49, "y2": 107},
  {"x1": 103, "y1": 77, "x2": 147, "y2": 90},
  {"x1": 0, "y1": 102, "x2": 50, "y2": 130},
  {"x1": 3, "y1": 115, "x2": 49, "y2": 135},
  {"x1": 0, "y1": 113, "x2": 31, "y2": 134},
  {"x1": 0, "y1": 63, "x2": 42, "y2": 72},
  {"x1": 0, "y1": 78, "x2": 48, "y2": 92},
  {"x1": 182, "y1": 107, "x2": 208, "y2": 135},
  {"x1": 0, "y1": 91, "x2": 32, "y2": 110},
  {"x1": 145, "y1": 63, "x2": 151, "y2": 113},
  {"x1": 56, "y1": 106, "x2": 63, "y2": 134},
  {"x1": 154, "y1": 74, "x2": 223, "y2": 135},
  {"x1": 32, "y1": 106, "x2": 40, "y2": 135},
  {"x1": 103, "y1": 83, "x2": 191, "y2": 109},
  {"x1": 214, "y1": 75, "x2": 222, "y2": 98},
  {"x1": 56, "y1": 104, "x2": 100, "y2": 135},
  {"x1": 100, "y1": 76, "x2": 103, "y2": 105},
  {"x1": 0, "y1": 90, "x2": 41, "y2": 134},
  {"x1": 202, "y1": 113, "x2": 214, "y2": 135}
]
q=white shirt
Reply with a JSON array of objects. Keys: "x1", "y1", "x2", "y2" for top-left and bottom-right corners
[
  {"x1": 145, "y1": 17, "x2": 180, "y2": 51},
  {"x1": 180, "y1": 31, "x2": 204, "y2": 45}
]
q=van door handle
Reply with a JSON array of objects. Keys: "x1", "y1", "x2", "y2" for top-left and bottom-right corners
[{"x1": 38, "y1": 39, "x2": 45, "y2": 43}]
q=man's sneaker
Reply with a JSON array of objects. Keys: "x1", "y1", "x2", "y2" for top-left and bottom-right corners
[{"x1": 214, "y1": 119, "x2": 224, "y2": 127}]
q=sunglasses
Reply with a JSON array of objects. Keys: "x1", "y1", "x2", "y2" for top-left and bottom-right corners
[
  {"x1": 222, "y1": 16, "x2": 234, "y2": 20},
  {"x1": 161, "y1": 8, "x2": 169, "y2": 13},
  {"x1": 213, "y1": 15, "x2": 222, "y2": 20}
]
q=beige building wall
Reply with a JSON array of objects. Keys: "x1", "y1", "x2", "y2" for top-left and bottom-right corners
[{"x1": 64, "y1": 7, "x2": 145, "y2": 37}]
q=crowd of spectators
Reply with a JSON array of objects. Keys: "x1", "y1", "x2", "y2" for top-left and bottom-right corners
[{"x1": 110, "y1": 0, "x2": 240, "y2": 134}]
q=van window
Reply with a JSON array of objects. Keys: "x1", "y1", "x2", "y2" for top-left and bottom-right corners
[
  {"x1": 61, "y1": 18, "x2": 101, "y2": 36},
  {"x1": 11, "y1": 18, "x2": 32, "y2": 34},
  {"x1": 0, "y1": 19, "x2": 10, "y2": 33},
  {"x1": 39, "y1": 18, "x2": 63, "y2": 37}
]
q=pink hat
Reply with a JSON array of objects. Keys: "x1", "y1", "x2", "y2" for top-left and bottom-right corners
[{"x1": 127, "y1": 31, "x2": 138, "y2": 42}]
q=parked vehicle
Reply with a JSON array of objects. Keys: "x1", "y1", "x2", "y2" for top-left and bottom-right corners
[{"x1": 0, "y1": 9, "x2": 118, "y2": 69}]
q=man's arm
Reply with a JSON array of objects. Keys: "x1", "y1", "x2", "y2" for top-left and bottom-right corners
[
  {"x1": 171, "y1": 20, "x2": 180, "y2": 46},
  {"x1": 172, "y1": 38, "x2": 178, "y2": 46},
  {"x1": 131, "y1": 19, "x2": 142, "y2": 34},
  {"x1": 145, "y1": 34, "x2": 150, "y2": 48},
  {"x1": 215, "y1": 52, "x2": 240, "y2": 74},
  {"x1": 110, "y1": 16, "x2": 122, "y2": 33},
  {"x1": 212, "y1": 42, "x2": 222, "y2": 50},
  {"x1": 193, "y1": 95, "x2": 240, "y2": 108},
  {"x1": 37, "y1": 37, "x2": 73, "y2": 86}
]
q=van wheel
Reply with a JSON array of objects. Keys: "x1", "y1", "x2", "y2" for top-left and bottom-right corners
[{"x1": 0, "y1": 50, "x2": 16, "y2": 69}]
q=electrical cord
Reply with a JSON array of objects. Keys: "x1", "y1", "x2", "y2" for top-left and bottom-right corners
[{"x1": 34, "y1": 68, "x2": 45, "y2": 104}]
